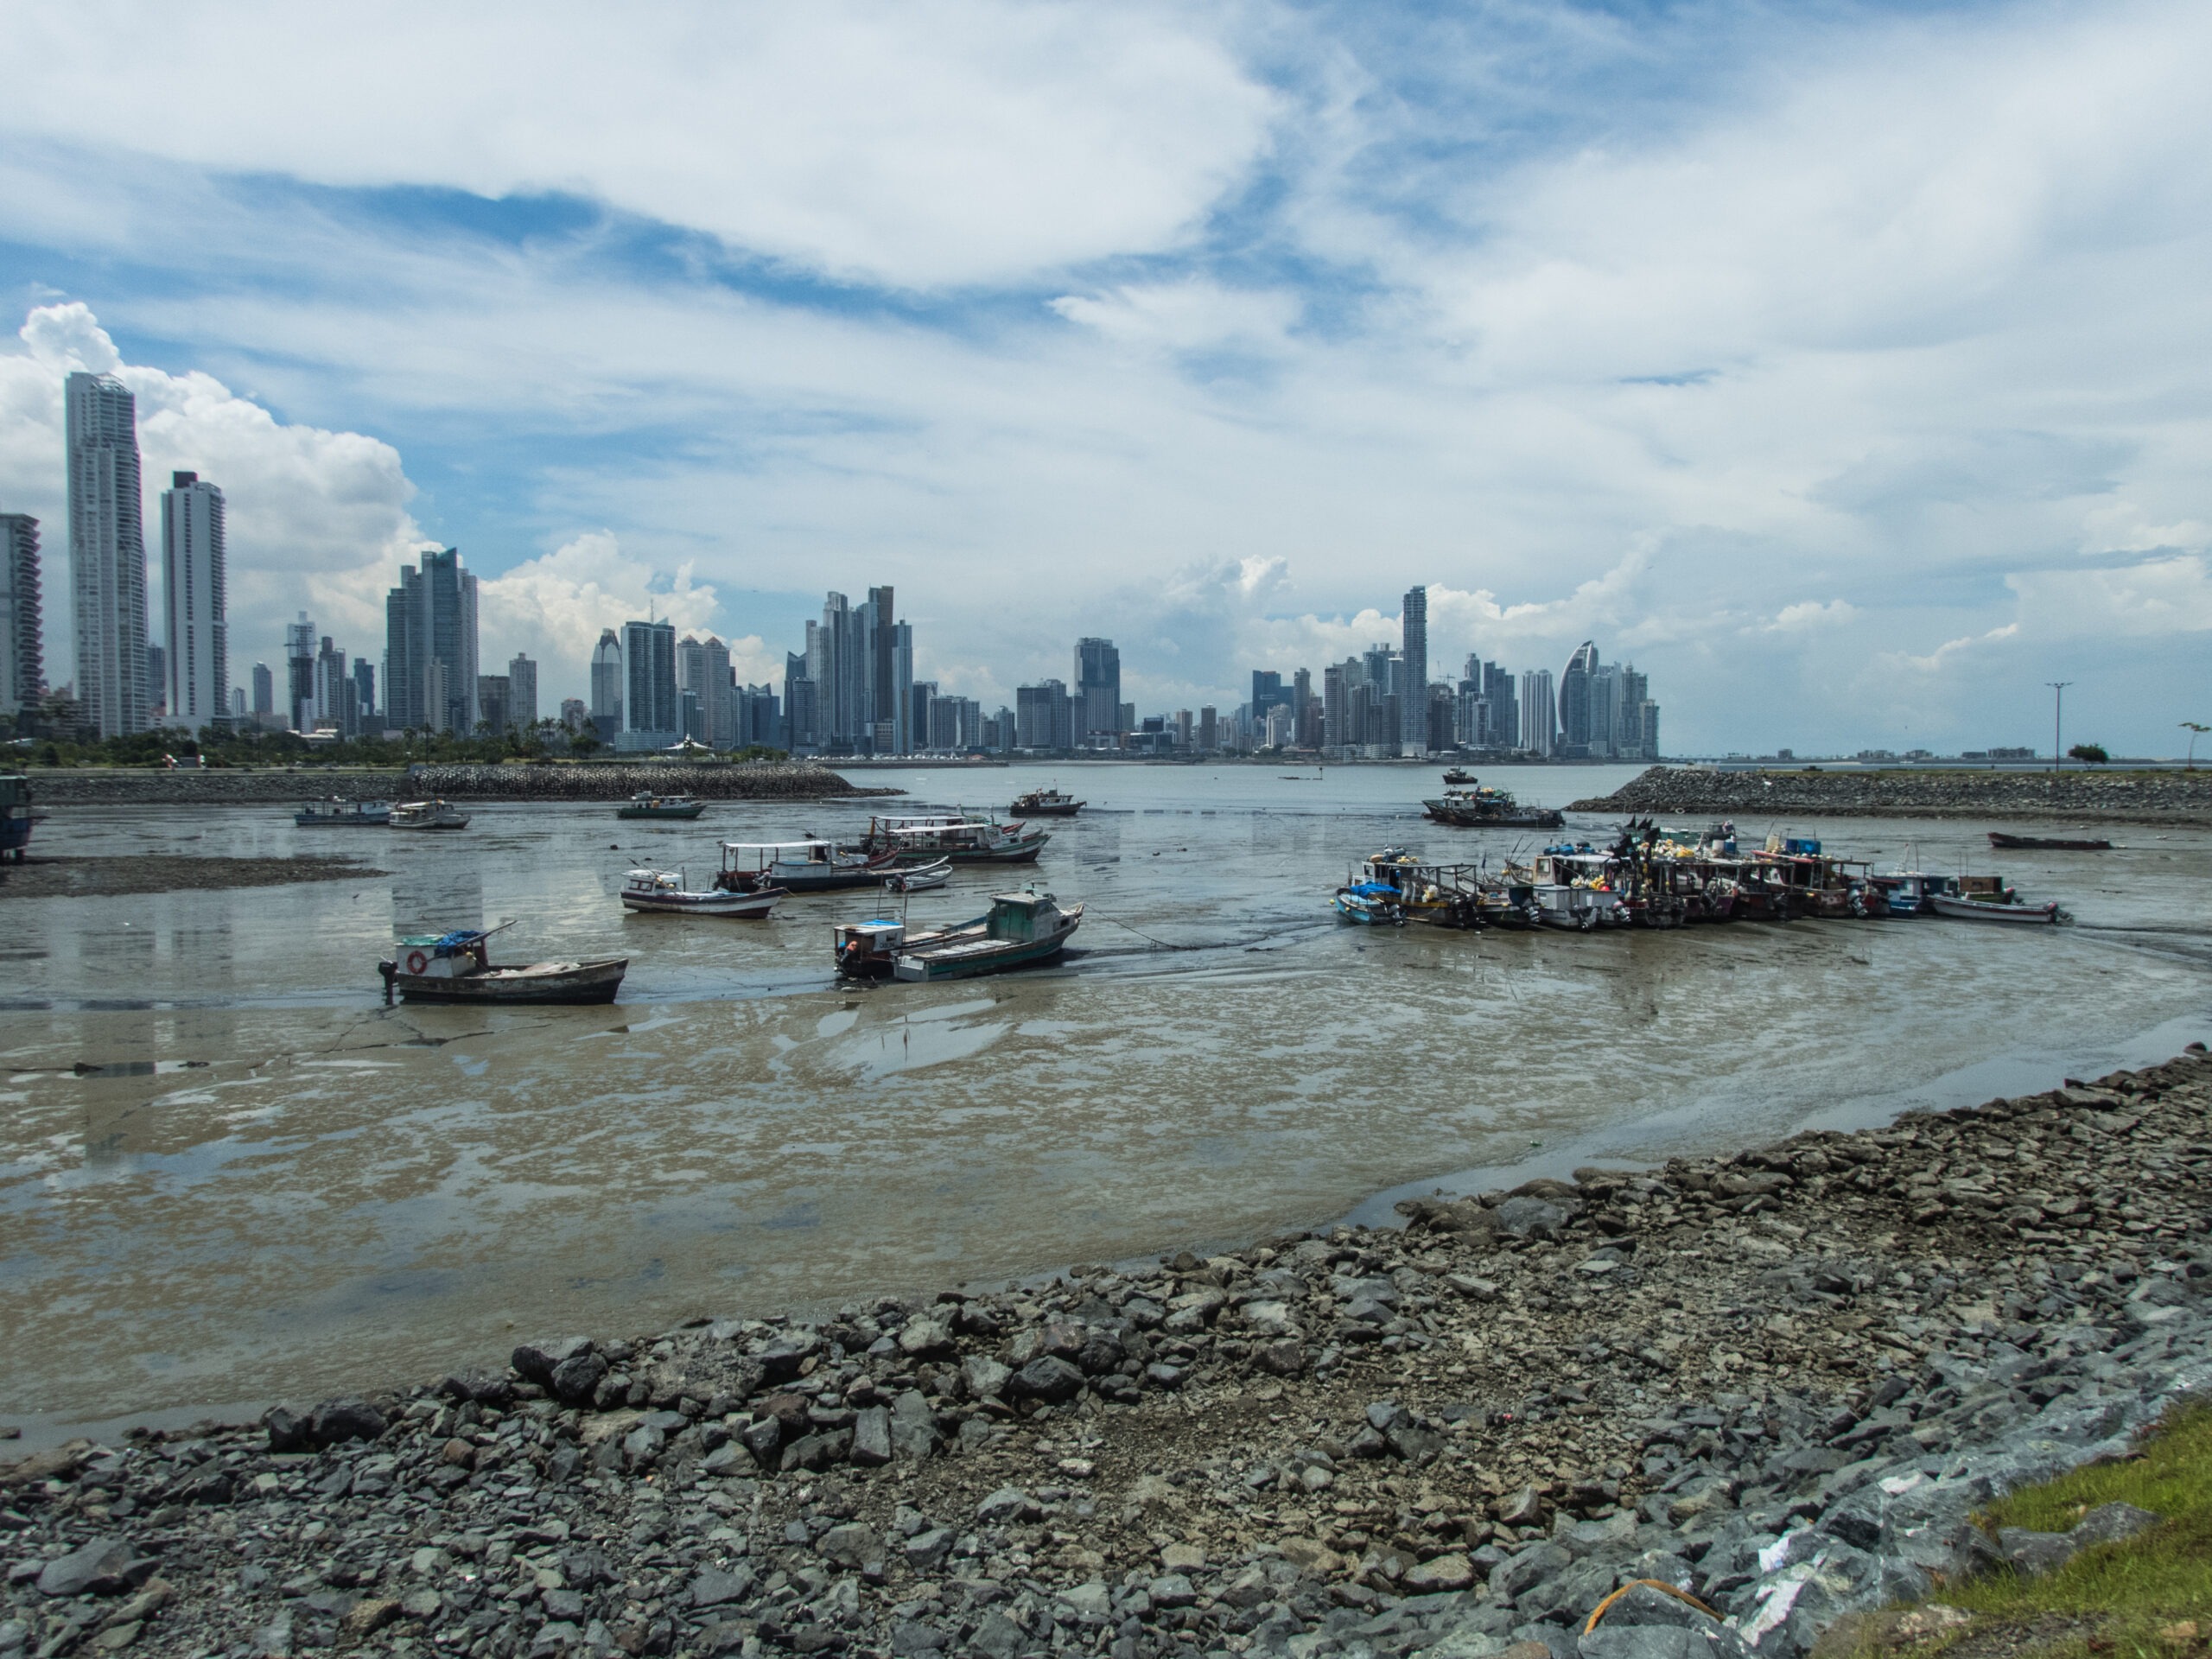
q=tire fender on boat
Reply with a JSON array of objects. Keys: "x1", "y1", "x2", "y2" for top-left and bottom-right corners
[{"x1": 405, "y1": 950, "x2": 429, "y2": 974}]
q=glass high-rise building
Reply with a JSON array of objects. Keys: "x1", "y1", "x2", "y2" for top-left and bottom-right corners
[
  {"x1": 1075, "y1": 637, "x2": 1121, "y2": 737},
  {"x1": 0, "y1": 514, "x2": 41, "y2": 720},
  {"x1": 1559, "y1": 641, "x2": 1599, "y2": 753},
  {"x1": 1400, "y1": 586, "x2": 1427, "y2": 748},
  {"x1": 161, "y1": 472, "x2": 228, "y2": 732},
  {"x1": 621, "y1": 619, "x2": 678, "y2": 740},
  {"x1": 590, "y1": 629, "x2": 623, "y2": 732},
  {"x1": 1520, "y1": 668, "x2": 1555, "y2": 756},
  {"x1": 66, "y1": 372, "x2": 149, "y2": 738},
  {"x1": 384, "y1": 548, "x2": 478, "y2": 734}
]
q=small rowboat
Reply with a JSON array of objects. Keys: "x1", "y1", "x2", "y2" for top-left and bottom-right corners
[
  {"x1": 620, "y1": 868, "x2": 782, "y2": 918},
  {"x1": 378, "y1": 924, "x2": 626, "y2": 1003},
  {"x1": 882, "y1": 859, "x2": 951, "y2": 893},
  {"x1": 1332, "y1": 882, "x2": 1404, "y2": 925},
  {"x1": 1987, "y1": 832, "x2": 2112, "y2": 851},
  {"x1": 1929, "y1": 893, "x2": 2061, "y2": 924}
]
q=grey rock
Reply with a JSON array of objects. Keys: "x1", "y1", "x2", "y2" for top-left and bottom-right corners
[
  {"x1": 889, "y1": 1389, "x2": 942, "y2": 1461},
  {"x1": 510, "y1": 1336, "x2": 593, "y2": 1384},
  {"x1": 550, "y1": 1351, "x2": 610, "y2": 1407},
  {"x1": 308, "y1": 1397, "x2": 386, "y2": 1446},
  {"x1": 898, "y1": 1319, "x2": 956, "y2": 1361},
  {"x1": 906, "y1": 1528, "x2": 955, "y2": 1570},
  {"x1": 1495, "y1": 1197, "x2": 1570, "y2": 1239},
  {"x1": 741, "y1": 1415, "x2": 782, "y2": 1459},
  {"x1": 963, "y1": 1355, "x2": 1012, "y2": 1401},
  {"x1": 890, "y1": 1620, "x2": 948, "y2": 1655},
  {"x1": 690, "y1": 1566, "x2": 753, "y2": 1608},
  {"x1": 1009, "y1": 1355, "x2": 1086, "y2": 1403},
  {"x1": 37, "y1": 1539, "x2": 151, "y2": 1599},
  {"x1": 2071, "y1": 1501, "x2": 2160, "y2": 1548},
  {"x1": 1490, "y1": 1542, "x2": 1572, "y2": 1603},
  {"x1": 1148, "y1": 1573, "x2": 1197, "y2": 1608},
  {"x1": 850, "y1": 1405, "x2": 893, "y2": 1467},
  {"x1": 977, "y1": 1485, "x2": 1039, "y2": 1522},
  {"x1": 817, "y1": 1522, "x2": 879, "y2": 1567},
  {"x1": 1519, "y1": 1556, "x2": 1619, "y2": 1624},
  {"x1": 970, "y1": 1612, "x2": 1025, "y2": 1659},
  {"x1": 261, "y1": 1405, "x2": 311, "y2": 1452},
  {"x1": 1996, "y1": 1529, "x2": 2079, "y2": 1578}
]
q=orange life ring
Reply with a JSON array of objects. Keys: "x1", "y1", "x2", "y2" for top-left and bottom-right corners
[{"x1": 405, "y1": 950, "x2": 429, "y2": 975}]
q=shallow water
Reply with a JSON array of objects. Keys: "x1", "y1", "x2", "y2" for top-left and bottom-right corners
[{"x1": 3, "y1": 761, "x2": 2208, "y2": 1428}]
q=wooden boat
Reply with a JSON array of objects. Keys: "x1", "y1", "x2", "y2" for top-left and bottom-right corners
[
  {"x1": 617, "y1": 792, "x2": 707, "y2": 821},
  {"x1": 1332, "y1": 882, "x2": 1405, "y2": 925},
  {"x1": 1868, "y1": 871, "x2": 1948, "y2": 917},
  {"x1": 1931, "y1": 891, "x2": 2060, "y2": 924},
  {"x1": 378, "y1": 925, "x2": 626, "y2": 1003},
  {"x1": 1357, "y1": 849, "x2": 1484, "y2": 929},
  {"x1": 1421, "y1": 781, "x2": 1565, "y2": 830},
  {"x1": 882, "y1": 858, "x2": 952, "y2": 893},
  {"x1": 1988, "y1": 832, "x2": 2112, "y2": 851},
  {"x1": 620, "y1": 868, "x2": 782, "y2": 918},
  {"x1": 1440, "y1": 767, "x2": 1475, "y2": 785},
  {"x1": 851, "y1": 813, "x2": 1050, "y2": 864},
  {"x1": 1, "y1": 774, "x2": 34, "y2": 862},
  {"x1": 390, "y1": 798, "x2": 470, "y2": 830},
  {"x1": 836, "y1": 890, "x2": 1083, "y2": 981},
  {"x1": 296, "y1": 798, "x2": 391, "y2": 827},
  {"x1": 721, "y1": 839, "x2": 905, "y2": 894},
  {"x1": 1008, "y1": 787, "x2": 1084, "y2": 817}
]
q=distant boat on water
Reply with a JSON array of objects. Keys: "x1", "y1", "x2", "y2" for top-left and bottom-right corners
[
  {"x1": 1008, "y1": 787, "x2": 1084, "y2": 817},
  {"x1": 1987, "y1": 832, "x2": 2111, "y2": 851},
  {"x1": 391, "y1": 799, "x2": 469, "y2": 830},
  {"x1": 296, "y1": 798, "x2": 390, "y2": 827},
  {"x1": 617, "y1": 793, "x2": 706, "y2": 821},
  {"x1": 378, "y1": 923, "x2": 626, "y2": 1003}
]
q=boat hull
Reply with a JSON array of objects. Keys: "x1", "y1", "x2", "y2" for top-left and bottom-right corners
[
  {"x1": 1930, "y1": 895, "x2": 2059, "y2": 924},
  {"x1": 1422, "y1": 804, "x2": 1566, "y2": 830},
  {"x1": 1987, "y1": 833, "x2": 2111, "y2": 851},
  {"x1": 296, "y1": 813, "x2": 391, "y2": 827},
  {"x1": 617, "y1": 805, "x2": 707, "y2": 820},
  {"x1": 1009, "y1": 803, "x2": 1082, "y2": 817},
  {"x1": 621, "y1": 890, "x2": 780, "y2": 918},
  {"x1": 380, "y1": 957, "x2": 629, "y2": 1002},
  {"x1": 890, "y1": 924, "x2": 1078, "y2": 981}
]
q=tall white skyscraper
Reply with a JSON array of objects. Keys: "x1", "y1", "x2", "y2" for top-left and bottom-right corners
[
  {"x1": 66, "y1": 372, "x2": 149, "y2": 738},
  {"x1": 1520, "y1": 668, "x2": 1556, "y2": 756},
  {"x1": 507, "y1": 653, "x2": 538, "y2": 729},
  {"x1": 589, "y1": 629, "x2": 623, "y2": 733},
  {"x1": 0, "y1": 514, "x2": 41, "y2": 719},
  {"x1": 161, "y1": 472, "x2": 228, "y2": 732}
]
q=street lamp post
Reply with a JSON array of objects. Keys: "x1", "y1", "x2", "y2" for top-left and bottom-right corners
[{"x1": 2047, "y1": 682, "x2": 2072, "y2": 772}]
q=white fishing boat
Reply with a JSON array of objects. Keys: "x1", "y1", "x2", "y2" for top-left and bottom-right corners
[
  {"x1": 620, "y1": 868, "x2": 783, "y2": 918},
  {"x1": 390, "y1": 798, "x2": 470, "y2": 830},
  {"x1": 850, "y1": 813, "x2": 1049, "y2": 864},
  {"x1": 721, "y1": 839, "x2": 904, "y2": 893},
  {"x1": 1929, "y1": 891, "x2": 2061, "y2": 924},
  {"x1": 882, "y1": 859, "x2": 952, "y2": 893}
]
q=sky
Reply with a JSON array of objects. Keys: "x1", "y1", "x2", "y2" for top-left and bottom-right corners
[{"x1": 1, "y1": 0, "x2": 2207, "y2": 756}]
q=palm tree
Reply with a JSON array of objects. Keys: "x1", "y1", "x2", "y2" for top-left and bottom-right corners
[{"x1": 2184, "y1": 722, "x2": 2209, "y2": 770}]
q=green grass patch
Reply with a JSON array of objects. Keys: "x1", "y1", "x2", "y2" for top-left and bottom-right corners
[{"x1": 1938, "y1": 1403, "x2": 2212, "y2": 1644}]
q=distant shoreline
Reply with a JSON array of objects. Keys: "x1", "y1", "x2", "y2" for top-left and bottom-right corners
[
  {"x1": 1568, "y1": 764, "x2": 2212, "y2": 825},
  {"x1": 15, "y1": 763, "x2": 901, "y2": 806}
]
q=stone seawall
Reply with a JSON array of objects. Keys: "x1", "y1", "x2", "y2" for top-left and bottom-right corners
[
  {"x1": 1568, "y1": 766, "x2": 2212, "y2": 825},
  {"x1": 8, "y1": 1048, "x2": 2211, "y2": 1659},
  {"x1": 22, "y1": 764, "x2": 893, "y2": 806}
]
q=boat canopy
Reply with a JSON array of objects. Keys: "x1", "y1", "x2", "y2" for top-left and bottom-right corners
[{"x1": 721, "y1": 840, "x2": 836, "y2": 852}]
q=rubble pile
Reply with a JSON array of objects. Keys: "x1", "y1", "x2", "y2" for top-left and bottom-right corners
[{"x1": 6, "y1": 1048, "x2": 2210, "y2": 1659}]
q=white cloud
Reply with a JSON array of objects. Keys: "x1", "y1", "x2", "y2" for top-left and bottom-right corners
[
  {"x1": 0, "y1": 2, "x2": 1277, "y2": 289},
  {"x1": 1049, "y1": 282, "x2": 1302, "y2": 355},
  {"x1": 1, "y1": 302, "x2": 428, "y2": 680},
  {"x1": 1761, "y1": 600, "x2": 1859, "y2": 633},
  {"x1": 2007, "y1": 556, "x2": 2212, "y2": 639},
  {"x1": 476, "y1": 532, "x2": 723, "y2": 694}
]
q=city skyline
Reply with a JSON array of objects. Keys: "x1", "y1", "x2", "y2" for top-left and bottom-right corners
[{"x1": 0, "y1": 4, "x2": 2206, "y2": 753}]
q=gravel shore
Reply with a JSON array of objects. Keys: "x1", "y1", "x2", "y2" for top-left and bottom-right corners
[
  {"x1": 1566, "y1": 766, "x2": 2212, "y2": 826},
  {"x1": 7, "y1": 1048, "x2": 2210, "y2": 1659},
  {"x1": 17, "y1": 766, "x2": 890, "y2": 808},
  {"x1": 0, "y1": 855, "x2": 388, "y2": 899}
]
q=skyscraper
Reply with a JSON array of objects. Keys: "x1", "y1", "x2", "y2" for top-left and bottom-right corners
[
  {"x1": 890, "y1": 622, "x2": 913, "y2": 754},
  {"x1": 251, "y1": 661, "x2": 273, "y2": 718},
  {"x1": 590, "y1": 629, "x2": 623, "y2": 733},
  {"x1": 383, "y1": 548, "x2": 478, "y2": 734},
  {"x1": 868, "y1": 585, "x2": 899, "y2": 753},
  {"x1": 353, "y1": 659, "x2": 377, "y2": 729},
  {"x1": 161, "y1": 472, "x2": 227, "y2": 732},
  {"x1": 315, "y1": 637, "x2": 353, "y2": 736},
  {"x1": 66, "y1": 372, "x2": 149, "y2": 737},
  {"x1": 1401, "y1": 586, "x2": 1427, "y2": 749},
  {"x1": 1482, "y1": 663, "x2": 1517, "y2": 753},
  {"x1": 285, "y1": 612, "x2": 317, "y2": 733},
  {"x1": 1075, "y1": 638, "x2": 1121, "y2": 738},
  {"x1": 1520, "y1": 668, "x2": 1555, "y2": 756},
  {"x1": 1559, "y1": 641, "x2": 1599, "y2": 754},
  {"x1": 0, "y1": 514, "x2": 41, "y2": 719},
  {"x1": 621, "y1": 618, "x2": 678, "y2": 742},
  {"x1": 508, "y1": 653, "x2": 538, "y2": 730}
]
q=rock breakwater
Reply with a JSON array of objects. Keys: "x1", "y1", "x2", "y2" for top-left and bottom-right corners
[
  {"x1": 22, "y1": 765, "x2": 887, "y2": 808},
  {"x1": 7, "y1": 1049, "x2": 2211, "y2": 1659},
  {"x1": 1567, "y1": 767, "x2": 2212, "y2": 826}
]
